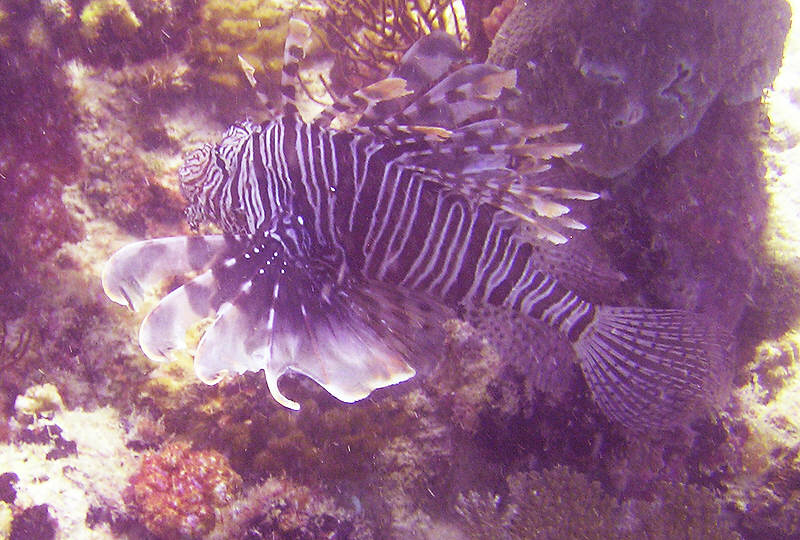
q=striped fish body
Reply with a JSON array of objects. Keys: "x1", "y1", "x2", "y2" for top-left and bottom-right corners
[
  {"x1": 103, "y1": 23, "x2": 728, "y2": 431},
  {"x1": 184, "y1": 115, "x2": 595, "y2": 335}
]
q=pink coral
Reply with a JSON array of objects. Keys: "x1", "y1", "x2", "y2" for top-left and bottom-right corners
[{"x1": 125, "y1": 441, "x2": 242, "y2": 539}]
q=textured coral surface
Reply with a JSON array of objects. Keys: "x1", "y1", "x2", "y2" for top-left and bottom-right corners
[
  {"x1": 126, "y1": 441, "x2": 242, "y2": 538},
  {"x1": 0, "y1": 0, "x2": 797, "y2": 538},
  {"x1": 488, "y1": 0, "x2": 790, "y2": 178}
]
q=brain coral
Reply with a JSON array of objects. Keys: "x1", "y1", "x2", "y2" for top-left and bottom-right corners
[{"x1": 488, "y1": 0, "x2": 790, "y2": 177}]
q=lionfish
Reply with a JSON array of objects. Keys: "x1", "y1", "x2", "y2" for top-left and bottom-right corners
[{"x1": 103, "y1": 20, "x2": 726, "y2": 431}]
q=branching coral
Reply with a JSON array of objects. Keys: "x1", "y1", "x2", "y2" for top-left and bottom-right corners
[
  {"x1": 505, "y1": 466, "x2": 622, "y2": 539},
  {"x1": 154, "y1": 376, "x2": 423, "y2": 484},
  {"x1": 321, "y1": 0, "x2": 468, "y2": 89},
  {"x1": 125, "y1": 440, "x2": 242, "y2": 538},
  {"x1": 455, "y1": 466, "x2": 740, "y2": 540}
]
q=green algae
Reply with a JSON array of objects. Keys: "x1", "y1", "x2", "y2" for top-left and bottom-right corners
[{"x1": 79, "y1": 0, "x2": 141, "y2": 41}]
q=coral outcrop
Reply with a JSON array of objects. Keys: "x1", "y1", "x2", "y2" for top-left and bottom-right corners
[
  {"x1": 718, "y1": 331, "x2": 800, "y2": 538},
  {"x1": 125, "y1": 440, "x2": 242, "y2": 538},
  {"x1": 188, "y1": 0, "x2": 301, "y2": 91},
  {"x1": 210, "y1": 476, "x2": 373, "y2": 539},
  {"x1": 456, "y1": 465, "x2": 740, "y2": 540},
  {"x1": 0, "y1": 384, "x2": 141, "y2": 538},
  {"x1": 488, "y1": 0, "x2": 790, "y2": 178}
]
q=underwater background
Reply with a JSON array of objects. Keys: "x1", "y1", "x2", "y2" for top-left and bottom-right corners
[{"x1": 0, "y1": 0, "x2": 798, "y2": 538}]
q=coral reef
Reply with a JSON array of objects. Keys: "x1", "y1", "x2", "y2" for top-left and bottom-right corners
[
  {"x1": 717, "y1": 330, "x2": 800, "y2": 538},
  {"x1": 455, "y1": 465, "x2": 740, "y2": 540},
  {"x1": 0, "y1": 0, "x2": 797, "y2": 538},
  {"x1": 188, "y1": 0, "x2": 302, "y2": 92},
  {"x1": 0, "y1": 0, "x2": 85, "y2": 278},
  {"x1": 79, "y1": 0, "x2": 142, "y2": 42},
  {"x1": 488, "y1": 0, "x2": 790, "y2": 178},
  {"x1": 478, "y1": 0, "x2": 514, "y2": 42},
  {"x1": 589, "y1": 99, "x2": 767, "y2": 331},
  {"x1": 144, "y1": 376, "x2": 427, "y2": 484},
  {"x1": 9, "y1": 504, "x2": 57, "y2": 540},
  {"x1": 460, "y1": 0, "x2": 507, "y2": 59},
  {"x1": 125, "y1": 440, "x2": 242, "y2": 538},
  {"x1": 210, "y1": 476, "x2": 373, "y2": 539}
]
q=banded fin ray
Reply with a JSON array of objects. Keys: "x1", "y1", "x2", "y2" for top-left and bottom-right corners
[
  {"x1": 393, "y1": 64, "x2": 519, "y2": 129},
  {"x1": 102, "y1": 235, "x2": 233, "y2": 311},
  {"x1": 137, "y1": 224, "x2": 441, "y2": 410},
  {"x1": 280, "y1": 17, "x2": 313, "y2": 115},
  {"x1": 288, "y1": 19, "x2": 590, "y2": 245},
  {"x1": 314, "y1": 30, "x2": 465, "y2": 130},
  {"x1": 353, "y1": 57, "x2": 590, "y2": 244},
  {"x1": 138, "y1": 268, "x2": 223, "y2": 362},
  {"x1": 574, "y1": 307, "x2": 729, "y2": 431}
]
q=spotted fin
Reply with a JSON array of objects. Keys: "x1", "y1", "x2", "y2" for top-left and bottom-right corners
[
  {"x1": 126, "y1": 231, "x2": 440, "y2": 409},
  {"x1": 574, "y1": 307, "x2": 730, "y2": 431},
  {"x1": 102, "y1": 235, "x2": 234, "y2": 311}
]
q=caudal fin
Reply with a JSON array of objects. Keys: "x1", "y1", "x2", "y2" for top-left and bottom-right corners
[{"x1": 573, "y1": 306, "x2": 730, "y2": 431}]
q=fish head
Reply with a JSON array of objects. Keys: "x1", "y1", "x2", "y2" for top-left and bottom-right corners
[{"x1": 179, "y1": 121, "x2": 262, "y2": 232}]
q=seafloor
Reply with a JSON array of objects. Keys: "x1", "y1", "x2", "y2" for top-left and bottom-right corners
[{"x1": 1, "y1": 0, "x2": 799, "y2": 539}]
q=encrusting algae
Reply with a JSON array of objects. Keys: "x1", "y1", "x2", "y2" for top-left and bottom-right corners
[{"x1": 0, "y1": 0, "x2": 799, "y2": 538}]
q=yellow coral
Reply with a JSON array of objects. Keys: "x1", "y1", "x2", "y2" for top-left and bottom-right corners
[
  {"x1": 40, "y1": 0, "x2": 74, "y2": 25},
  {"x1": 14, "y1": 383, "x2": 65, "y2": 419},
  {"x1": 0, "y1": 502, "x2": 10, "y2": 539},
  {"x1": 191, "y1": 0, "x2": 295, "y2": 89},
  {"x1": 189, "y1": 0, "x2": 326, "y2": 91},
  {"x1": 79, "y1": 0, "x2": 141, "y2": 42}
]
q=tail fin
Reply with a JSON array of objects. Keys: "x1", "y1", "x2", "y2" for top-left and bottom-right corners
[{"x1": 573, "y1": 306, "x2": 730, "y2": 431}]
